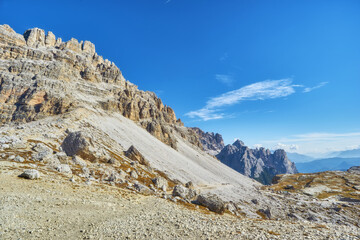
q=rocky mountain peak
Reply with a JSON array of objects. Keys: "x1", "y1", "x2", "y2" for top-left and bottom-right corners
[
  {"x1": 233, "y1": 139, "x2": 245, "y2": 149},
  {"x1": 0, "y1": 24, "x2": 202, "y2": 150},
  {"x1": 216, "y1": 140, "x2": 297, "y2": 185},
  {"x1": 191, "y1": 127, "x2": 224, "y2": 155}
]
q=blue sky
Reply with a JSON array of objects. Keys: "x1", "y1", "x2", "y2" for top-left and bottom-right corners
[{"x1": 1, "y1": 0, "x2": 359, "y2": 155}]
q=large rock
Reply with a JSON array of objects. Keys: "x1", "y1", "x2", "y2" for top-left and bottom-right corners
[
  {"x1": 124, "y1": 145, "x2": 149, "y2": 166},
  {"x1": 196, "y1": 194, "x2": 225, "y2": 214},
  {"x1": 152, "y1": 177, "x2": 168, "y2": 191},
  {"x1": 348, "y1": 166, "x2": 360, "y2": 175},
  {"x1": 32, "y1": 143, "x2": 52, "y2": 161},
  {"x1": 172, "y1": 185, "x2": 197, "y2": 200},
  {"x1": 61, "y1": 131, "x2": 99, "y2": 162},
  {"x1": 133, "y1": 183, "x2": 153, "y2": 195},
  {"x1": 18, "y1": 169, "x2": 40, "y2": 180},
  {"x1": 55, "y1": 164, "x2": 72, "y2": 174}
]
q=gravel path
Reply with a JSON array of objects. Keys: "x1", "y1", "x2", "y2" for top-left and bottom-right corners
[{"x1": 1, "y1": 162, "x2": 359, "y2": 240}]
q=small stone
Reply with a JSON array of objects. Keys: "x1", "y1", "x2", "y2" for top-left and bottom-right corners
[
  {"x1": 130, "y1": 170, "x2": 138, "y2": 179},
  {"x1": 107, "y1": 158, "x2": 116, "y2": 164},
  {"x1": 185, "y1": 181, "x2": 194, "y2": 189},
  {"x1": 14, "y1": 156, "x2": 25, "y2": 162},
  {"x1": 55, "y1": 164, "x2": 72, "y2": 174},
  {"x1": 258, "y1": 208, "x2": 271, "y2": 219}
]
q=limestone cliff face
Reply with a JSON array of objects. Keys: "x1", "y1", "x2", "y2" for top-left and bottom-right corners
[
  {"x1": 0, "y1": 24, "x2": 201, "y2": 149},
  {"x1": 216, "y1": 140, "x2": 297, "y2": 185},
  {"x1": 191, "y1": 127, "x2": 224, "y2": 155}
]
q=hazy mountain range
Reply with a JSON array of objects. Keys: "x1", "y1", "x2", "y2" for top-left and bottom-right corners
[{"x1": 288, "y1": 148, "x2": 360, "y2": 173}]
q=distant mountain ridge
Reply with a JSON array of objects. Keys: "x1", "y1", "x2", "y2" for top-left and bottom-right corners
[
  {"x1": 287, "y1": 152, "x2": 315, "y2": 163},
  {"x1": 216, "y1": 140, "x2": 297, "y2": 185},
  {"x1": 296, "y1": 157, "x2": 360, "y2": 173},
  {"x1": 335, "y1": 148, "x2": 360, "y2": 158}
]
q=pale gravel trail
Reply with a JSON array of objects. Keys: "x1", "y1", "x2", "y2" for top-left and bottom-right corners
[{"x1": 0, "y1": 162, "x2": 359, "y2": 240}]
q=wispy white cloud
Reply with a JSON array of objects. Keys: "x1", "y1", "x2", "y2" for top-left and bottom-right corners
[
  {"x1": 272, "y1": 143, "x2": 299, "y2": 152},
  {"x1": 207, "y1": 79, "x2": 296, "y2": 108},
  {"x1": 215, "y1": 74, "x2": 234, "y2": 86},
  {"x1": 185, "y1": 108, "x2": 225, "y2": 121},
  {"x1": 253, "y1": 144, "x2": 263, "y2": 149},
  {"x1": 186, "y1": 78, "x2": 298, "y2": 121},
  {"x1": 264, "y1": 132, "x2": 360, "y2": 143},
  {"x1": 303, "y1": 82, "x2": 328, "y2": 93}
]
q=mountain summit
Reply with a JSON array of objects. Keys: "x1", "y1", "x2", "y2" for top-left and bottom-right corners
[{"x1": 216, "y1": 141, "x2": 297, "y2": 184}]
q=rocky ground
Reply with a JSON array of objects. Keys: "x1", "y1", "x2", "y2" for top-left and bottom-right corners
[{"x1": 1, "y1": 160, "x2": 359, "y2": 240}]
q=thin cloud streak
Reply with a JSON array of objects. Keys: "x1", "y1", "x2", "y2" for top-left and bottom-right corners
[
  {"x1": 185, "y1": 108, "x2": 224, "y2": 121},
  {"x1": 186, "y1": 78, "x2": 298, "y2": 121},
  {"x1": 215, "y1": 74, "x2": 234, "y2": 86},
  {"x1": 303, "y1": 82, "x2": 328, "y2": 93},
  {"x1": 264, "y1": 132, "x2": 360, "y2": 143}
]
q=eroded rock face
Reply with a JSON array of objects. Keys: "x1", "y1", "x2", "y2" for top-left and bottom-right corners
[
  {"x1": 216, "y1": 140, "x2": 297, "y2": 185},
  {"x1": 191, "y1": 127, "x2": 224, "y2": 155},
  {"x1": 0, "y1": 24, "x2": 196, "y2": 150}
]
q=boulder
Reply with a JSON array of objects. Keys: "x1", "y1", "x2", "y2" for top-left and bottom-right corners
[
  {"x1": 124, "y1": 145, "x2": 149, "y2": 166},
  {"x1": 14, "y1": 156, "x2": 25, "y2": 162},
  {"x1": 348, "y1": 166, "x2": 360, "y2": 175},
  {"x1": 18, "y1": 169, "x2": 40, "y2": 180},
  {"x1": 257, "y1": 208, "x2": 271, "y2": 219},
  {"x1": 172, "y1": 185, "x2": 197, "y2": 200},
  {"x1": 105, "y1": 171, "x2": 125, "y2": 183},
  {"x1": 130, "y1": 170, "x2": 138, "y2": 179},
  {"x1": 55, "y1": 164, "x2": 72, "y2": 174},
  {"x1": 55, "y1": 152, "x2": 69, "y2": 163},
  {"x1": 61, "y1": 131, "x2": 99, "y2": 162},
  {"x1": 196, "y1": 194, "x2": 225, "y2": 214},
  {"x1": 32, "y1": 143, "x2": 52, "y2": 161},
  {"x1": 152, "y1": 177, "x2": 168, "y2": 191},
  {"x1": 302, "y1": 185, "x2": 331, "y2": 197},
  {"x1": 185, "y1": 181, "x2": 194, "y2": 189},
  {"x1": 71, "y1": 156, "x2": 87, "y2": 167},
  {"x1": 133, "y1": 183, "x2": 152, "y2": 195}
]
